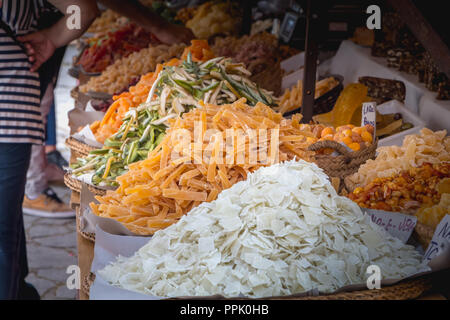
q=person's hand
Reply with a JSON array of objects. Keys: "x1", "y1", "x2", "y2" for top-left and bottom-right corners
[
  {"x1": 17, "y1": 30, "x2": 56, "y2": 72},
  {"x1": 154, "y1": 23, "x2": 195, "y2": 45}
]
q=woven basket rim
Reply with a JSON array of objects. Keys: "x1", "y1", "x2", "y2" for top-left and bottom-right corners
[
  {"x1": 82, "y1": 272, "x2": 430, "y2": 300},
  {"x1": 310, "y1": 139, "x2": 378, "y2": 183},
  {"x1": 65, "y1": 136, "x2": 98, "y2": 157},
  {"x1": 310, "y1": 138, "x2": 378, "y2": 160},
  {"x1": 64, "y1": 173, "x2": 108, "y2": 196},
  {"x1": 64, "y1": 173, "x2": 82, "y2": 193}
]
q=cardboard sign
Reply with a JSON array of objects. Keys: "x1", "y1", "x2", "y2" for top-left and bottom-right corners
[
  {"x1": 423, "y1": 214, "x2": 450, "y2": 262},
  {"x1": 362, "y1": 208, "x2": 417, "y2": 243},
  {"x1": 361, "y1": 102, "x2": 377, "y2": 140}
]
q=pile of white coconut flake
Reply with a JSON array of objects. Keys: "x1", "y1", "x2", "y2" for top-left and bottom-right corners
[{"x1": 98, "y1": 160, "x2": 427, "y2": 298}]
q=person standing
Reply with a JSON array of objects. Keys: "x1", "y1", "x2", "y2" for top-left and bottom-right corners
[
  {"x1": 22, "y1": 4, "x2": 73, "y2": 218},
  {"x1": 0, "y1": 0, "x2": 99, "y2": 299}
]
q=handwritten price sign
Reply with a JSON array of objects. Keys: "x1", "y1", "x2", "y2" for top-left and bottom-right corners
[
  {"x1": 362, "y1": 208, "x2": 417, "y2": 243},
  {"x1": 362, "y1": 102, "x2": 377, "y2": 140},
  {"x1": 423, "y1": 214, "x2": 450, "y2": 262}
]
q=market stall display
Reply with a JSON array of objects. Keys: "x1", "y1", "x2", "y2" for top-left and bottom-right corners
[
  {"x1": 313, "y1": 83, "x2": 417, "y2": 142},
  {"x1": 345, "y1": 128, "x2": 450, "y2": 189},
  {"x1": 348, "y1": 162, "x2": 450, "y2": 213},
  {"x1": 71, "y1": 52, "x2": 277, "y2": 187},
  {"x1": 77, "y1": 23, "x2": 161, "y2": 73},
  {"x1": 79, "y1": 43, "x2": 186, "y2": 95},
  {"x1": 54, "y1": 1, "x2": 450, "y2": 302},
  {"x1": 89, "y1": 100, "x2": 316, "y2": 235},
  {"x1": 89, "y1": 99, "x2": 378, "y2": 235},
  {"x1": 344, "y1": 128, "x2": 449, "y2": 248},
  {"x1": 90, "y1": 40, "x2": 214, "y2": 144},
  {"x1": 97, "y1": 160, "x2": 426, "y2": 298}
]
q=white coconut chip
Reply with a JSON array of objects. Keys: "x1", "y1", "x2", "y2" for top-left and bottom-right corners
[{"x1": 99, "y1": 160, "x2": 428, "y2": 298}]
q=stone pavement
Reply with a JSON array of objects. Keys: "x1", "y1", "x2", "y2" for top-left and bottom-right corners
[{"x1": 24, "y1": 185, "x2": 78, "y2": 300}]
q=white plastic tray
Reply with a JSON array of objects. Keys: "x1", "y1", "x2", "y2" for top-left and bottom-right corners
[{"x1": 377, "y1": 100, "x2": 425, "y2": 147}]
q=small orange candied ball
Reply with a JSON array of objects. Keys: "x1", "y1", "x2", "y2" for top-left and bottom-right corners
[
  {"x1": 321, "y1": 127, "x2": 335, "y2": 138},
  {"x1": 321, "y1": 134, "x2": 334, "y2": 141},
  {"x1": 348, "y1": 142, "x2": 361, "y2": 151},
  {"x1": 361, "y1": 131, "x2": 373, "y2": 143},
  {"x1": 352, "y1": 127, "x2": 363, "y2": 135},
  {"x1": 343, "y1": 129, "x2": 352, "y2": 137},
  {"x1": 342, "y1": 136, "x2": 353, "y2": 145}
]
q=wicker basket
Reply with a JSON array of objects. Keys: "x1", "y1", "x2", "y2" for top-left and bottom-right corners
[
  {"x1": 82, "y1": 272, "x2": 95, "y2": 298},
  {"x1": 64, "y1": 173, "x2": 82, "y2": 193},
  {"x1": 308, "y1": 139, "x2": 378, "y2": 192},
  {"x1": 284, "y1": 74, "x2": 344, "y2": 117},
  {"x1": 82, "y1": 272, "x2": 431, "y2": 300},
  {"x1": 64, "y1": 173, "x2": 107, "y2": 197},
  {"x1": 65, "y1": 136, "x2": 97, "y2": 159}
]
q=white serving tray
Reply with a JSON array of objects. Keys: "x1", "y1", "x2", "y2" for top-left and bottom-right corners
[{"x1": 377, "y1": 100, "x2": 426, "y2": 147}]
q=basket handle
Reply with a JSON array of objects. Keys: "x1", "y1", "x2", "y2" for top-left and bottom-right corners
[{"x1": 307, "y1": 140, "x2": 353, "y2": 163}]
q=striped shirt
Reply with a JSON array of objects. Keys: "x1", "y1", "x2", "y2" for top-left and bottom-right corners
[{"x1": 0, "y1": 0, "x2": 46, "y2": 144}]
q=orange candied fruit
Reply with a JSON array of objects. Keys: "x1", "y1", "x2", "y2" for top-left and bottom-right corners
[
  {"x1": 342, "y1": 136, "x2": 353, "y2": 146},
  {"x1": 352, "y1": 127, "x2": 363, "y2": 135},
  {"x1": 321, "y1": 127, "x2": 335, "y2": 137},
  {"x1": 348, "y1": 142, "x2": 361, "y2": 151},
  {"x1": 361, "y1": 131, "x2": 373, "y2": 143}
]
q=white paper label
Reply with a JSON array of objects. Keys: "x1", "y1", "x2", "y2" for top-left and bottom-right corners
[
  {"x1": 362, "y1": 208, "x2": 417, "y2": 243},
  {"x1": 362, "y1": 102, "x2": 377, "y2": 140},
  {"x1": 423, "y1": 214, "x2": 450, "y2": 262}
]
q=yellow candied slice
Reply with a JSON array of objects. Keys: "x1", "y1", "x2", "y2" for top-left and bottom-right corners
[
  {"x1": 415, "y1": 193, "x2": 450, "y2": 228},
  {"x1": 314, "y1": 83, "x2": 369, "y2": 127}
]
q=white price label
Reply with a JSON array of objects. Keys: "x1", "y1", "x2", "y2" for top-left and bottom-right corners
[
  {"x1": 423, "y1": 214, "x2": 450, "y2": 262},
  {"x1": 362, "y1": 102, "x2": 377, "y2": 140},
  {"x1": 363, "y1": 208, "x2": 417, "y2": 243}
]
